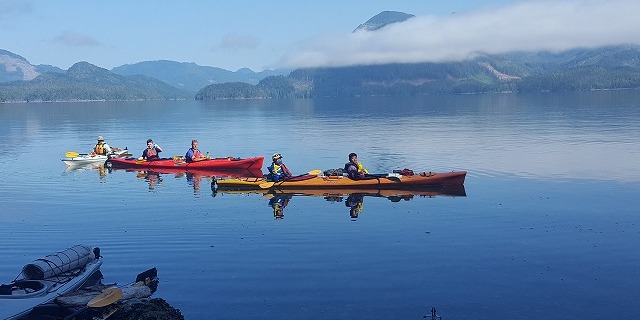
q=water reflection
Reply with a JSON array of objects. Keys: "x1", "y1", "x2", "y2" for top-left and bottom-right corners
[
  {"x1": 108, "y1": 167, "x2": 263, "y2": 193},
  {"x1": 64, "y1": 163, "x2": 108, "y2": 180},
  {"x1": 214, "y1": 185, "x2": 466, "y2": 220}
]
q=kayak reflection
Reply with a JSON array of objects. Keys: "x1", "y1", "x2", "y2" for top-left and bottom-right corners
[
  {"x1": 64, "y1": 163, "x2": 108, "y2": 180},
  {"x1": 108, "y1": 167, "x2": 264, "y2": 193},
  {"x1": 213, "y1": 185, "x2": 466, "y2": 220}
]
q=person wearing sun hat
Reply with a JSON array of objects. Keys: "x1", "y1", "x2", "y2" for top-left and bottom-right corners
[
  {"x1": 266, "y1": 153, "x2": 292, "y2": 182},
  {"x1": 93, "y1": 136, "x2": 113, "y2": 155}
]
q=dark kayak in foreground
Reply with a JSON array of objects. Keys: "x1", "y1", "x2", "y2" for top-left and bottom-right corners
[
  {"x1": 0, "y1": 245, "x2": 102, "y2": 320},
  {"x1": 106, "y1": 156, "x2": 264, "y2": 172}
]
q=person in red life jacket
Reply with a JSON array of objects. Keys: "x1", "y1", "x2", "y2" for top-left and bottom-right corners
[
  {"x1": 267, "y1": 153, "x2": 292, "y2": 182},
  {"x1": 139, "y1": 139, "x2": 163, "y2": 160},
  {"x1": 344, "y1": 152, "x2": 369, "y2": 180},
  {"x1": 185, "y1": 139, "x2": 208, "y2": 162},
  {"x1": 93, "y1": 136, "x2": 112, "y2": 156}
]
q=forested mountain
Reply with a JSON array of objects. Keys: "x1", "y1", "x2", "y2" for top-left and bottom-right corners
[
  {"x1": 0, "y1": 49, "x2": 64, "y2": 83},
  {"x1": 111, "y1": 60, "x2": 289, "y2": 93},
  {"x1": 196, "y1": 45, "x2": 640, "y2": 100},
  {"x1": 0, "y1": 61, "x2": 188, "y2": 102}
]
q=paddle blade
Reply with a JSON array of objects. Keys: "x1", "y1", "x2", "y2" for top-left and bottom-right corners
[
  {"x1": 65, "y1": 151, "x2": 79, "y2": 158},
  {"x1": 135, "y1": 159, "x2": 147, "y2": 164},
  {"x1": 259, "y1": 181, "x2": 275, "y2": 189},
  {"x1": 307, "y1": 169, "x2": 322, "y2": 175},
  {"x1": 87, "y1": 287, "x2": 123, "y2": 308}
]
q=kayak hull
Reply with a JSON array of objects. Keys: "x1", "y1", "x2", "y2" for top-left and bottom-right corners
[
  {"x1": 106, "y1": 156, "x2": 264, "y2": 172},
  {"x1": 61, "y1": 149, "x2": 129, "y2": 167},
  {"x1": 216, "y1": 171, "x2": 466, "y2": 190},
  {"x1": 0, "y1": 247, "x2": 102, "y2": 320}
]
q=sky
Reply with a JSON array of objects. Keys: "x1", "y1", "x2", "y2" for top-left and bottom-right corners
[{"x1": 2, "y1": 0, "x2": 640, "y2": 72}]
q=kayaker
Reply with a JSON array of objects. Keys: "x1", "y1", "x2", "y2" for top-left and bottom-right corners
[
  {"x1": 267, "y1": 153, "x2": 292, "y2": 182},
  {"x1": 344, "y1": 153, "x2": 369, "y2": 180},
  {"x1": 139, "y1": 139, "x2": 163, "y2": 160},
  {"x1": 93, "y1": 136, "x2": 112, "y2": 155},
  {"x1": 185, "y1": 139, "x2": 208, "y2": 162}
]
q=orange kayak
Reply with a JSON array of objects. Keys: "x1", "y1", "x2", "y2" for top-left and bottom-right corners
[{"x1": 215, "y1": 171, "x2": 466, "y2": 190}]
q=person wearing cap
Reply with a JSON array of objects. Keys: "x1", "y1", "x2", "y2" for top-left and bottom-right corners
[
  {"x1": 266, "y1": 153, "x2": 292, "y2": 182},
  {"x1": 93, "y1": 136, "x2": 113, "y2": 156},
  {"x1": 185, "y1": 139, "x2": 209, "y2": 162},
  {"x1": 344, "y1": 152, "x2": 369, "y2": 180},
  {"x1": 139, "y1": 139, "x2": 163, "y2": 160}
]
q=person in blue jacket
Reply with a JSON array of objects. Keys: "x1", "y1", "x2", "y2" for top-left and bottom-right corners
[{"x1": 267, "y1": 153, "x2": 292, "y2": 182}]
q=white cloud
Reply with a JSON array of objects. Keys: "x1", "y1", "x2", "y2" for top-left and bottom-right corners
[
  {"x1": 53, "y1": 31, "x2": 100, "y2": 47},
  {"x1": 278, "y1": 0, "x2": 640, "y2": 68}
]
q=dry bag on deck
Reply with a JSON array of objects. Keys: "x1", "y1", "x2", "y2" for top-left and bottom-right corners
[{"x1": 21, "y1": 245, "x2": 95, "y2": 280}]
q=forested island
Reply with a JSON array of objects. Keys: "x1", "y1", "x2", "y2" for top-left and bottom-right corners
[{"x1": 195, "y1": 45, "x2": 640, "y2": 100}]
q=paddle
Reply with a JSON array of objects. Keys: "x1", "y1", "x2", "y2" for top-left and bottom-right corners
[
  {"x1": 87, "y1": 286, "x2": 123, "y2": 308},
  {"x1": 65, "y1": 151, "x2": 80, "y2": 158},
  {"x1": 61, "y1": 286, "x2": 123, "y2": 319},
  {"x1": 259, "y1": 169, "x2": 322, "y2": 189}
]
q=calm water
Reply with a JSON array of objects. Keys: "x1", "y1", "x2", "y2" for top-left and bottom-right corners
[{"x1": 1, "y1": 92, "x2": 639, "y2": 319}]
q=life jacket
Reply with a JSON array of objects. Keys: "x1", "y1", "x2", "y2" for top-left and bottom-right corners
[
  {"x1": 357, "y1": 162, "x2": 369, "y2": 174},
  {"x1": 270, "y1": 163, "x2": 283, "y2": 175},
  {"x1": 146, "y1": 147, "x2": 158, "y2": 159},
  {"x1": 185, "y1": 148, "x2": 203, "y2": 162},
  {"x1": 94, "y1": 143, "x2": 105, "y2": 155},
  {"x1": 344, "y1": 161, "x2": 368, "y2": 179}
]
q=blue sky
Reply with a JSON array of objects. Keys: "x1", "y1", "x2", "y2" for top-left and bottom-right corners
[{"x1": 2, "y1": 0, "x2": 639, "y2": 71}]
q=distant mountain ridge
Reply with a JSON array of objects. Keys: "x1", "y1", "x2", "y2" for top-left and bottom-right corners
[
  {"x1": 0, "y1": 61, "x2": 188, "y2": 102},
  {"x1": 111, "y1": 60, "x2": 289, "y2": 93}
]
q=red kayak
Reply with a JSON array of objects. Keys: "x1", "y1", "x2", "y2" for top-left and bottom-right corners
[
  {"x1": 106, "y1": 156, "x2": 264, "y2": 172},
  {"x1": 108, "y1": 166, "x2": 264, "y2": 179}
]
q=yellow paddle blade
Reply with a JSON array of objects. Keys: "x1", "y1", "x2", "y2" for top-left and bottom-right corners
[
  {"x1": 259, "y1": 181, "x2": 275, "y2": 189},
  {"x1": 87, "y1": 287, "x2": 123, "y2": 308},
  {"x1": 65, "y1": 151, "x2": 79, "y2": 158},
  {"x1": 307, "y1": 169, "x2": 322, "y2": 175}
]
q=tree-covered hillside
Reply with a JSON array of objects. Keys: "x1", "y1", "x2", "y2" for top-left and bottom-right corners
[
  {"x1": 0, "y1": 62, "x2": 189, "y2": 102},
  {"x1": 196, "y1": 45, "x2": 640, "y2": 100}
]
